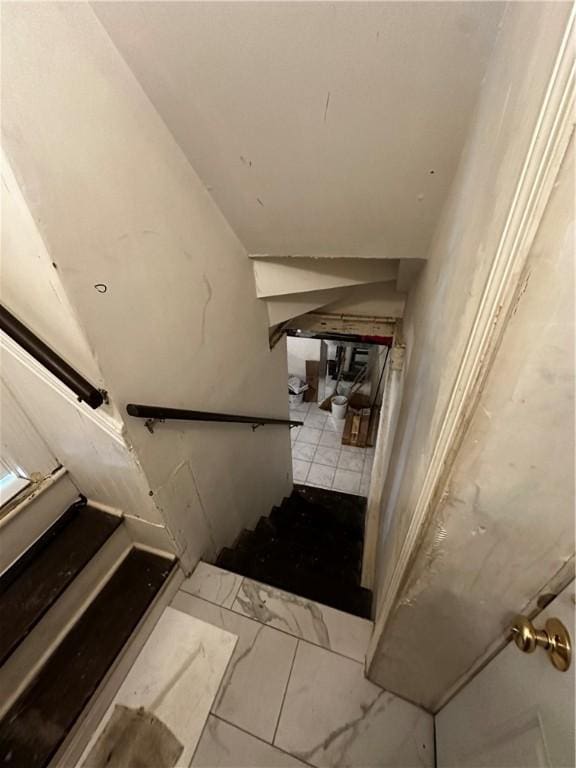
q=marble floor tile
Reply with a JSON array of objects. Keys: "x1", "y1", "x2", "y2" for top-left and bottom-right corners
[
  {"x1": 275, "y1": 642, "x2": 434, "y2": 768},
  {"x1": 332, "y1": 468, "x2": 362, "y2": 494},
  {"x1": 292, "y1": 459, "x2": 311, "y2": 482},
  {"x1": 290, "y1": 426, "x2": 301, "y2": 442},
  {"x1": 292, "y1": 441, "x2": 317, "y2": 462},
  {"x1": 172, "y1": 591, "x2": 297, "y2": 743},
  {"x1": 304, "y1": 412, "x2": 328, "y2": 430},
  {"x1": 306, "y1": 463, "x2": 336, "y2": 489},
  {"x1": 337, "y1": 451, "x2": 365, "y2": 473},
  {"x1": 192, "y1": 715, "x2": 306, "y2": 767},
  {"x1": 323, "y1": 416, "x2": 346, "y2": 433},
  {"x1": 180, "y1": 562, "x2": 243, "y2": 608},
  {"x1": 313, "y1": 446, "x2": 340, "y2": 468},
  {"x1": 297, "y1": 427, "x2": 322, "y2": 445},
  {"x1": 79, "y1": 607, "x2": 236, "y2": 768},
  {"x1": 233, "y1": 580, "x2": 372, "y2": 663},
  {"x1": 291, "y1": 402, "x2": 311, "y2": 413},
  {"x1": 318, "y1": 430, "x2": 342, "y2": 448},
  {"x1": 340, "y1": 445, "x2": 366, "y2": 456}
]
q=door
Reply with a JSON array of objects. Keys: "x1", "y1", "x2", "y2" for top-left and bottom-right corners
[{"x1": 436, "y1": 581, "x2": 575, "y2": 768}]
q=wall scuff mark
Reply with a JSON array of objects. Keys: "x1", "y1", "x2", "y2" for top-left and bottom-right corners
[
  {"x1": 323, "y1": 91, "x2": 331, "y2": 122},
  {"x1": 200, "y1": 274, "x2": 213, "y2": 346}
]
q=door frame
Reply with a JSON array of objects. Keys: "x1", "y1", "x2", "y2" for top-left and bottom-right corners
[{"x1": 367, "y1": 7, "x2": 575, "y2": 675}]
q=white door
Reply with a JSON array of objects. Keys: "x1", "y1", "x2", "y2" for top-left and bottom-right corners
[{"x1": 436, "y1": 582, "x2": 575, "y2": 768}]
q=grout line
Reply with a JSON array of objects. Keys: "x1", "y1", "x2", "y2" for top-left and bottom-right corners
[
  {"x1": 172, "y1": 590, "x2": 372, "y2": 665},
  {"x1": 211, "y1": 713, "x2": 317, "y2": 768},
  {"x1": 272, "y1": 638, "x2": 299, "y2": 746},
  {"x1": 291, "y1": 636, "x2": 430, "y2": 715}
]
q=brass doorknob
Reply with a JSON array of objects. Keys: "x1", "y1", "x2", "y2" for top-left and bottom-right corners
[{"x1": 511, "y1": 615, "x2": 571, "y2": 672}]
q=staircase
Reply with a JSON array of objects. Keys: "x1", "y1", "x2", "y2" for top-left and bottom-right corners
[
  {"x1": 0, "y1": 496, "x2": 175, "y2": 768},
  {"x1": 216, "y1": 484, "x2": 372, "y2": 619},
  {"x1": 250, "y1": 254, "x2": 423, "y2": 328}
]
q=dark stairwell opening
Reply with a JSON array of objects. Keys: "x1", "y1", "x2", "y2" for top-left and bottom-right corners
[
  {"x1": 214, "y1": 330, "x2": 392, "y2": 621},
  {"x1": 216, "y1": 484, "x2": 372, "y2": 619}
]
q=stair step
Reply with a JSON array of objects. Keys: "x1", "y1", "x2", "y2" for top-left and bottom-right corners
[
  {"x1": 0, "y1": 503, "x2": 121, "y2": 666},
  {"x1": 0, "y1": 524, "x2": 132, "y2": 720},
  {"x1": 254, "y1": 517, "x2": 360, "y2": 567},
  {"x1": 262, "y1": 513, "x2": 362, "y2": 561},
  {"x1": 278, "y1": 491, "x2": 365, "y2": 542},
  {"x1": 215, "y1": 546, "x2": 251, "y2": 575},
  {"x1": 239, "y1": 533, "x2": 361, "y2": 585},
  {"x1": 0, "y1": 548, "x2": 173, "y2": 768},
  {"x1": 247, "y1": 556, "x2": 372, "y2": 619}
]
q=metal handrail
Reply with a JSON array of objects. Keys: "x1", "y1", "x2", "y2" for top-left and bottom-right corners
[
  {"x1": 0, "y1": 304, "x2": 106, "y2": 409},
  {"x1": 126, "y1": 403, "x2": 303, "y2": 433}
]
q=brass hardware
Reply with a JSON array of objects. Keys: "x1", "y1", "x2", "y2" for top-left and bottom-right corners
[{"x1": 511, "y1": 615, "x2": 571, "y2": 672}]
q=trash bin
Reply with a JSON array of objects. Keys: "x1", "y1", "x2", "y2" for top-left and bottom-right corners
[{"x1": 288, "y1": 391, "x2": 304, "y2": 407}]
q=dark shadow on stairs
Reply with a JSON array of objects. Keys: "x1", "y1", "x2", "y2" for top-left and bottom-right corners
[{"x1": 216, "y1": 484, "x2": 372, "y2": 619}]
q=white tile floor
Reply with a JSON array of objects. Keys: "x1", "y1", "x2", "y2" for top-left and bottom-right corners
[
  {"x1": 179, "y1": 564, "x2": 434, "y2": 768},
  {"x1": 290, "y1": 402, "x2": 374, "y2": 496}
]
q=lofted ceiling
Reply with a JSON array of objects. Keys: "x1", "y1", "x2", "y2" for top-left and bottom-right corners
[{"x1": 94, "y1": 2, "x2": 504, "y2": 261}]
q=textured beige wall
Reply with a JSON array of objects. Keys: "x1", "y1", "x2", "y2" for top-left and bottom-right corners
[
  {"x1": 372, "y1": 136, "x2": 574, "y2": 710},
  {"x1": 368, "y1": 1, "x2": 573, "y2": 708},
  {"x1": 2, "y1": 3, "x2": 292, "y2": 570}
]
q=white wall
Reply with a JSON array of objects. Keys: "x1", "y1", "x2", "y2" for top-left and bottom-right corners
[
  {"x1": 368, "y1": 1, "x2": 573, "y2": 709},
  {"x1": 2, "y1": 3, "x2": 292, "y2": 571},
  {"x1": 1, "y1": 154, "x2": 103, "y2": 387},
  {"x1": 286, "y1": 337, "x2": 321, "y2": 380},
  {"x1": 1, "y1": 145, "x2": 171, "y2": 546}
]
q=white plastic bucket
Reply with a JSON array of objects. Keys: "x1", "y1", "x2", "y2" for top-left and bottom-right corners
[
  {"x1": 331, "y1": 395, "x2": 348, "y2": 419},
  {"x1": 288, "y1": 392, "x2": 304, "y2": 407}
]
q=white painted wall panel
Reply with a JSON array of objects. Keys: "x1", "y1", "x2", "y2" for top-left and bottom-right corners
[{"x1": 1, "y1": 335, "x2": 165, "y2": 529}]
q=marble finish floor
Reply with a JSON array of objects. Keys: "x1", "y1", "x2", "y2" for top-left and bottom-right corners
[
  {"x1": 180, "y1": 563, "x2": 434, "y2": 768},
  {"x1": 290, "y1": 402, "x2": 374, "y2": 497},
  {"x1": 79, "y1": 606, "x2": 237, "y2": 767}
]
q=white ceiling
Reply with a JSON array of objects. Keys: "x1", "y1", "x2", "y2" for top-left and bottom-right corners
[{"x1": 95, "y1": 2, "x2": 504, "y2": 260}]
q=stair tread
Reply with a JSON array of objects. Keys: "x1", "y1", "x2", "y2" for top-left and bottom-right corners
[
  {"x1": 242, "y1": 525, "x2": 362, "y2": 582},
  {"x1": 0, "y1": 504, "x2": 122, "y2": 666},
  {"x1": 257, "y1": 516, "x2": 362, "y2": 558},
  {"x1": 277, "y1": 491, "x2": 365, "y2": 541},
  {"x1": 0, "y1": 548, "x2": 173, "y2": 768}
]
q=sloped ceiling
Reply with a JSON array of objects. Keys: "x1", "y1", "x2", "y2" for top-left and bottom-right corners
[{"x1": 94, "y1": 1, "x2": 504, "y2": 260}]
